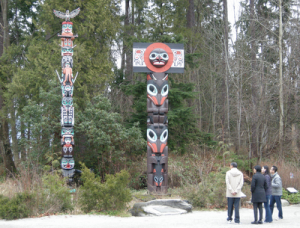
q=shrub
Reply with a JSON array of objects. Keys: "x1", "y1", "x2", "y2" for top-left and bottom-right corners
[
  {"x1": 282, "y1": 188, "x2": 300, "y2": 204},
  {"x1": 39, "y1": 172, "x2": 74, "y2": 214},
  {"x1": 0, "y1": 192, "x2": 33, "y2": 220},
  {"x1": 79, "y1": 163, "x2": 132, "y2": 213},
  {"x1": 0, "y1": 171, "x2": 74, "y2": 219},
  {"x1": 181, "y1": 167, "x2": 228, "y2": 208}
]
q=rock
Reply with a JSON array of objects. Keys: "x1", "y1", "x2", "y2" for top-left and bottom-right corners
[{"x1": 130, "y1": 199, "x2": 192, "y2": 216}]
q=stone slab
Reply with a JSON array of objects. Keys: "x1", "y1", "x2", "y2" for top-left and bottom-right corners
[
  {"x1": 143, "y1": 205, "x2": 187, "y2": 216},
  {"x1": 130, "y1": 199, "x2": 192, "y2": 216}
]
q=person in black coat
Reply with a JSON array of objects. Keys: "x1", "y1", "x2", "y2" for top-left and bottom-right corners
[{"x1": 251, "y1": 165, "x2": 268, "y2": 224}]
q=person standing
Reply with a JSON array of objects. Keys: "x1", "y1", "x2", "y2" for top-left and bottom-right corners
[
  {"x1": 270, "y1": 166, "x2": 283, "y2": 220},
  {"x1": 226, "y1": 162, "x2": 244, "y2": 224},
  {"x1": 262, "y1": 165, "x2": 272, "y2": 223},
  {"x1": 251, "y1": 165, "x2": 267, "y2": 224}
]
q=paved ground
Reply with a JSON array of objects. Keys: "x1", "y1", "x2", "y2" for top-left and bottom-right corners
[{"x1": 1, "y1": 204, "x2": 300, "y2": 228}]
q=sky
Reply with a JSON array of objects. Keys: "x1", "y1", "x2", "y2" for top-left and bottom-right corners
[{"x1": 228, "y1": 0, "x2": 243, "y2": 42}]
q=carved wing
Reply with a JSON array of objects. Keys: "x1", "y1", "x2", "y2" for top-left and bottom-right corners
[
  {"x1": 53, "y1": 9, "x2": 66, "y2": 19},
  {"x1": 69, "y1": 8, "x2": 80, "y2": 19}
]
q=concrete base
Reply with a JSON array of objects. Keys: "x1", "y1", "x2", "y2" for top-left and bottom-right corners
[{"x1": 130, "y1": 199, "x2": 192, "y2": 217}]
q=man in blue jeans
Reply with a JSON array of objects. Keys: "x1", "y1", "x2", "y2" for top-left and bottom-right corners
[
  {"x1": 270, "y1": 166, "x2": 283, "y2": 220},
  {"x1": 226, "y1": 162, "x2": 244, "y2": 224}
]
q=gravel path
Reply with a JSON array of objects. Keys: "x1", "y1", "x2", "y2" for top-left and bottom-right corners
[{"x1": 1, "y1": 205, "x2": 300, "y2": 228}]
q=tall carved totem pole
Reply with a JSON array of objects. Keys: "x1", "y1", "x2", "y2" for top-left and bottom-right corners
[
  {"x1": 133, "y1": 43, "x2": 184, "y2": 194},
  {"x1": 53, "y1": 8, "x2": 80, "y2": 178}
]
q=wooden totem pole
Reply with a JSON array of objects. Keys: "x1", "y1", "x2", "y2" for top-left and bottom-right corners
[
  {"x1": 133, "y1": 43, "x2": 184, "y2": 194},
  {"x1": 53, "y1": 8, "x2": 80, "y2": 178}
]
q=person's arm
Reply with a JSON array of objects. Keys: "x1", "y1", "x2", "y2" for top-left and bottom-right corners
[
  {"x1": 251, "y1": 175, "x2": 256, "y2": 193},
  {"x1": 226, "y1": 172, "x2": 234, "y2": 194},
  {"x1": 236, "y1": 173, "x2": 244, "y2": 191},
  {"x1": 264, "y1": 178, "x2": 268, "y2": 191},
  {"x1": 272, "y1": 176, "x2": 282, "y2": 189},
  {"x1": 265, "y1": 175, "x2": 271, "y2": 188}
]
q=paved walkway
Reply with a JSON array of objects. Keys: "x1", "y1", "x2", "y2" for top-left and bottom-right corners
[{"x1": 1, "y1": 205, "x2": 300, "y2": 228}]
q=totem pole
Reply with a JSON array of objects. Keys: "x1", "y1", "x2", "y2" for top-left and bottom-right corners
[
  {"x1": 53, "y1": 8, "x2": 80, "y2": 178},
  {"x1": 133, "y1": 43, "x2": 184, "y2": 194}
]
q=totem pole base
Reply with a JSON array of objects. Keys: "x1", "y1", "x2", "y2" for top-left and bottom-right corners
[{"x1": 147, "y1": 185, "x2": 168, "y2": 195}]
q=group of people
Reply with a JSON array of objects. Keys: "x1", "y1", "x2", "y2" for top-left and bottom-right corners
[{"x1": 226, "y1": 162, "x2": 283, "y2": 224}]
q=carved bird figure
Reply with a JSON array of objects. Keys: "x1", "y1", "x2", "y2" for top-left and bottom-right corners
[{"x1": 53, "y1": 8, "x2": 80, "y2": 21}]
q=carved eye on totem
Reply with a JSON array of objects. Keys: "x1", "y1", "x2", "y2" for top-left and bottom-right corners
[
  {"x1": 160, "y1": 129, "x2": 168, "y2": 143},
  {"x1": 159, "y1": 177, "x2": 163, "y2": 183},
  {"x1": 154, "y1": 176, "x2": 158, "y2": 183},
  {"x1": 149, "y1": 48, "x2": 169, "y2": 68},
  {"x1": 161, "y1": 84, "x2": 168, "y2": 97},
  {"x1": 147, "y1": 84, "x2": 158, "y2": 96},
  {"x1": 147, "y1": 128, "x2": 157, "y2": 142}
]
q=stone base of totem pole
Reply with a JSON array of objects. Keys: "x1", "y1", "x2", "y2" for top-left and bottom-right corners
[{"x1": 130, "y1": 199, "x2": 192, "y2": 216}]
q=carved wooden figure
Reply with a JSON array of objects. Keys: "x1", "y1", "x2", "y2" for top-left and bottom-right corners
[
  {"x1": 54, "y1": 8, "x2": 80, "y2": 178},
  {"x1": 133, "y1": 42, "x2": 184, "y2": 194}
]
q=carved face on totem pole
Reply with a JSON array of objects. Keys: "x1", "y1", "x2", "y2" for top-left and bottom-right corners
[
  {"x1": 149, "y1": 48, "x2": 169, "y2": 68},
  {"x1": 61, "y1": 127, "x2": 74, "y2": 136},
  {"x1": 62, "y1": 137, "x2": 74, "y2": 157},
  {"x1": 62, "y1": 56, "x2": 73, "y2": 68},
  {"x1": 61, "y1": 38, "x2": 73, "y2": 48},
  {"x1": 147, "y1": 125, "x2": 168, "y2": 153},
  {"x1": 62, "y1": 22, "x2": 73, "y2": 36},
  {"x1": 62, "y1": 84, "x2": 73, "y2": 97},
  {"x1": 153, "y1": 162, "x2": 164, "y2": 187},
  {"x1": 147, "y1": 73, "x2": 168, "y2": 106},
  {"x1": 62, "y1": 97, "x2": 73, "y2": 107},
  {"x1": 61, "y1": 158, "x2": 75, "y2": 169},
  {"x1": 61, "y1": 47, "x2": 73, "y2": 56}
]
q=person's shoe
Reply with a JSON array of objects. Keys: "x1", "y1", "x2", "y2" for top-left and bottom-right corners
[
  {"x1": 279, "y1": 217, "x2": 283, "y2": 220},
  {"x1": 251, "y1": 221, "x2": 258, "y2": 224},
  {"x1": 234, "y1": 222, "x2": 240, "y2": 225},
  {"x1": 227, "y1": 220, "x2": 232, "y2": 224},
  {"x1": 258, "y1": 221, "x2": 263, "y2": 224}
]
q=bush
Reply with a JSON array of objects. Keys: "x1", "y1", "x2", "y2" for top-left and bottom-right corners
[
  {"x1": 79, "y1": 163, "x2": 132, "y2": 213},
  {"x1": 39, "y1": 172, "x2": 74, "y2": 213},
  {"x1": 0, "y1": 171, "x2": 73, "y2": 219},
  {"x1": 0, "y1": 192, "x2": 33, "y2": 220},
  {"x1": 181, "y1": 167, "x2": 228, "y2": 208},
  {"x1": 282, "y1": 188, "x2": 300, "y2": 204}
]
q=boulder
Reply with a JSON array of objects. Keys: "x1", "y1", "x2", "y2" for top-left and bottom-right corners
[{"x1": 130, "y1": 199, "x2": 192, "y2": 216}]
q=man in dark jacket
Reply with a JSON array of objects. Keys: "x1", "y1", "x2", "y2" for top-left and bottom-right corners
[
  {"x1": 270, "y1": 166, "x2": 283, "y2": 220},
  {"x1": 251, "y1": 165, "x2": 268, "y2": 224}
]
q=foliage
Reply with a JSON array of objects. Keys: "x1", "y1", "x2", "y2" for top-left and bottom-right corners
[
  {"x1": 0, "y1": 192, "x2": 33, "y2": 220},
  {"x1": 282, "y1": 188, "x2": 300, "y2": 204},
  {"x1": 0, "y1": 169, "x2": 73, "y2": 220},
  {"x1": 40, "y1": 172, "x2": 74, "y2": 213},
  {"x1": 181, "y1": 168, "x2": 228, "y2": 208},
  {"x1": 79, "y1": 163, "x2": 132, "y2": 213},
  {"x1": 77, "y1": 95, "x2": 146, "y2": 176}
]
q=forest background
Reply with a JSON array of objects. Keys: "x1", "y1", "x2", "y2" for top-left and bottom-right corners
[{"x1": 1, "y1": 0, "x2": 300, "y2": 216}]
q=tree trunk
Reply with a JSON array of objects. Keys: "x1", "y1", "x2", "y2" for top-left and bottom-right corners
[
  {"x1": 0, "y1": 3, "x2": 4, "y2": 56},
  {"x1": 0, "y1": 0, "x2": 16, "y2": 173},
  {"x1": 278, "y1": 0, "x2": 284, "y2": 158},
  {"x1": 222, "y1": 0, "x2": 230, "y2": 141},
  {"x1": 186, "y1": 0, "x2": 195, "y2": 54},
  {"x1": 10, "y1": 103, "x2": 19, "y2": 164},
  {"x1": 250, "y1": 0, "x2": 258, "y2": 158},
  {"x1": 124, "y1": 0, "x2": 132, "y2": 81}
]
